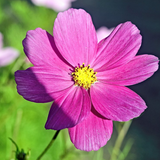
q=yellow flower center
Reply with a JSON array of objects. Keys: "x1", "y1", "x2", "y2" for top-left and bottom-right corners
[{"x1": 72, "y1": 63, "x2": 97, "y2": 89}]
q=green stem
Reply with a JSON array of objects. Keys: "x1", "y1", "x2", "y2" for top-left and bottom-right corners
[
  {"x1": 37, "y1": 130, "x2": 60, "y2": 160},
  {"x1": 110, "y1": 120, "x2": 132, "y2": 160},
  {"x1": 8, "y1": 138, "x2": 19, "y2": 152}
]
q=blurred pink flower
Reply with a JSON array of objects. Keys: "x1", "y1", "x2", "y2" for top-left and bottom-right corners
[
  {"x1": 0, "y1": 33, "x2": 19, "y2": 67},
  {"x1": 15, "y1": 9, "x2": 159, "y2": 151},
  {"x1": 96, "y1": 26, "x2": 114, "y2": 42},
  {"x1": 31, "y1": 0, "x2": 76, "y2": 12}
]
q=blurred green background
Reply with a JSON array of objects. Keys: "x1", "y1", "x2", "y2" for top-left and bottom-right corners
[{"x1": 0, "y1": 0, "x2": 159, "y2": 160}]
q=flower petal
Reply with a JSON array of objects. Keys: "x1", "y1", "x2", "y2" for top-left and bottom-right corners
[
  {"x1": 32, "y1": 0, "x2": 75, "y2": 12},
  {"x1": 23, "y1": 28, "x2": 69, "y2": 71},
  {"x1": 97, "y1": 55, "x2": 159, "y2": 86},
  {"x1": 68, "y1": 108, "x2": 113, "y2": 151},
  {"x1": 53, "y1": 8, "x2": 97, "y2": 67},
  {"x1": 15, "y1": 66, "x2": 73, "y2": 103},
  {"x1": 96, "y1": 26, "x2": 113, "y2": 42},
  {"x1": 92, "y1": 22, "x2": 142, "y2": 71},
  {"x1": 0, "y1": 48, "x2": 19, "y2": 67},
  {"x1": 45, "y1": 86, "x2": 91, "y2": 130},
  {"x1": 90, "y1": 82, "x2": 147, "y2": 121}
]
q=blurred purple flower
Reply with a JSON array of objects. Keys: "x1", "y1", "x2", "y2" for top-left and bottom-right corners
[
  {"x1": 0, "y1": 33, "x2": 19, "y2": 67},
  {"x1": 96, "y1": 26, "x2": 114, "y2": 42},
  {"x1": 31, "y1": 0, "x2": 76, "y2": 12}
]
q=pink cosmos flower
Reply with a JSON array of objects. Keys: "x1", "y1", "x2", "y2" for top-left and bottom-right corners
[
  {"x1": 15, "y1": 9, "x2": 159, "y2": 151},
  {"x1": 31, "y1": 0, "x2": 76, "y2": 12},
  {"x1": 0, "y1": 33, "x2": 19, "y2": 67}
]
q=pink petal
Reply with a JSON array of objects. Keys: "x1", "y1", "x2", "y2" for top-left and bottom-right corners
[
  {"x1": 97, "y1": 55, "x2": 159, "y2": 86},
  {"x1": 92, "y1": 22, "x2": 142, "y2": 71},
  {"x1": 32, "y1": 0, "x2": 75, "y2": 12},
  {"x1": 53, "y1": 8, "x2": 97, "y2": 67},
  {"x1": 23, "y1": 28, "x2": 70, "y2": 71},
  {"x1": 0, "y1": 47, "x2": 19, "y2": 67},
  {"x1": 69, "y1": 108, "x2": 113, "y2": 151},
  {"x1": 15, "y1": 66, "x2": 73, "y2": 103},
  {"x1": 45, "y1": 86, "x2": 91, "y2": 130},
  {"x1": 90, "y1": 82, "x2": 147, "y2": 121},
  {"x1": 96, "y1": 26, "x2": 114, "y2": 42}
]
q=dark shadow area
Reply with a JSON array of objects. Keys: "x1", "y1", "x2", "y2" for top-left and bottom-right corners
[
  {"x1": 72, "y1": 0, "x2": 160, "y2": 159},
  {"x1": 15, "y1": 63, "x2": 75, "y2": 130},
  {"x1": 14, "y1": 65, "x2": 75, "y2": 159}
]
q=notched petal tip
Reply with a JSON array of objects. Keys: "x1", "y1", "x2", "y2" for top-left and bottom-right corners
[
  {"x1": 93, "y1": 21, "x2": 142, "y2": 71},
  {"x1": 69, "y1": 112, "x2": 113, "y2": 151},
  {"x1": 54, "y1": 8, "x2": 97, "y2": 67},
  {"x1": 22, "y1": 27, "x2": 70, "y2": 70},
  {"x1": 22, "y1": 28, "x2": 43, "y2": 45},
  {"x1": 97, "y1": 54, "x2": 159, "y2": 86},
  {"x1": 14, "y1": 68, "x2": 54, "y2": 103},
  {"x1": 91, "y1": 83, "x2": 147, "y2": 122}
]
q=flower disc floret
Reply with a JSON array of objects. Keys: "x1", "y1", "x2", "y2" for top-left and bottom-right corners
[{"x1": 72, "y1": 63, "x2": 97, "y2": 89}]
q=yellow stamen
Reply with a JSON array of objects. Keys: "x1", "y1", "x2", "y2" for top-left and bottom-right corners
[{"x1": 72, "y1": 63, "x2": 97, "y2": 89}]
